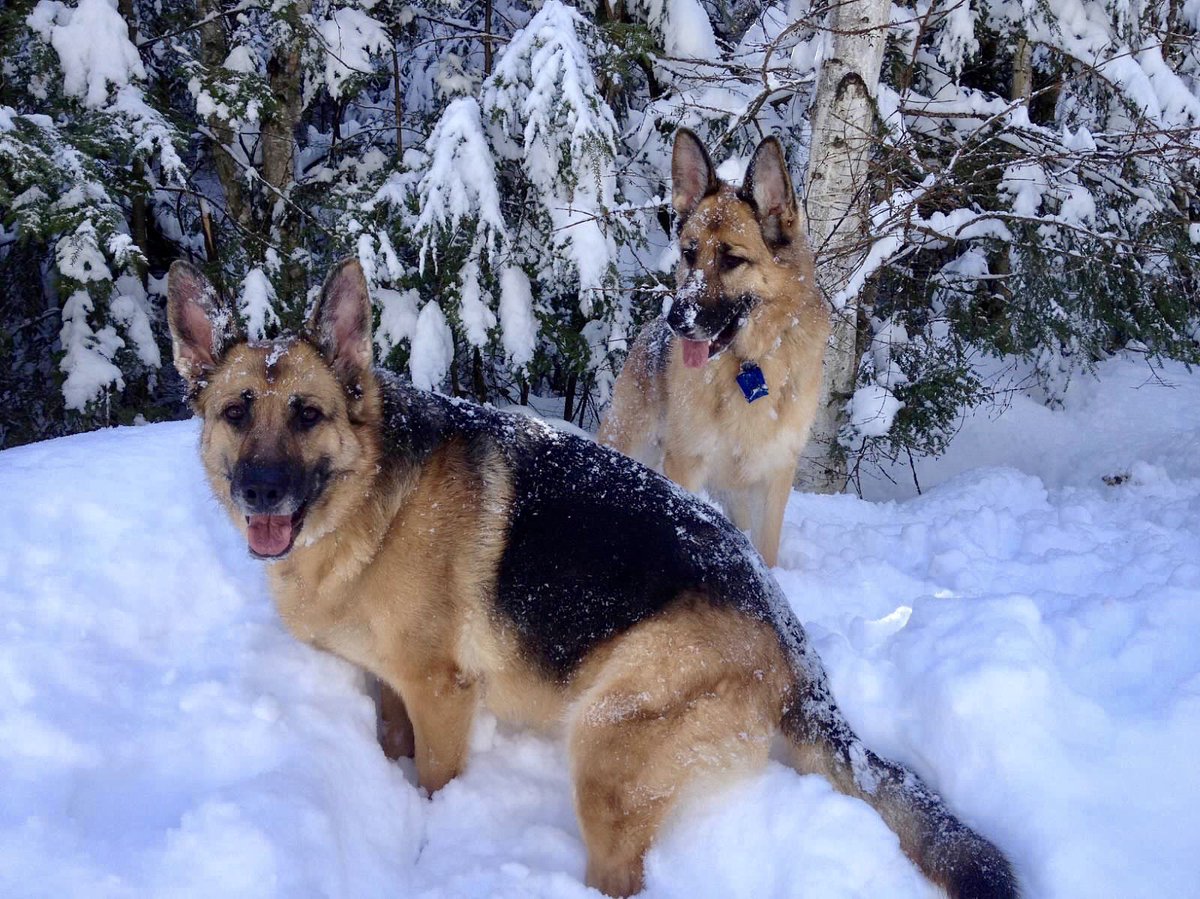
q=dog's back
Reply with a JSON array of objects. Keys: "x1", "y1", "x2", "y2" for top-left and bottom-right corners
[{"x1": 384, "y1": 376, "x2": 784, "y2": 675}]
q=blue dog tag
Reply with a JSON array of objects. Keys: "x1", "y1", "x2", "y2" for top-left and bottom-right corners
[{"x1": 736, "y1": 363, "x2": 769, "y2": 403}]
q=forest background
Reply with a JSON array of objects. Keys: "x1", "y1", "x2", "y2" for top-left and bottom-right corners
[{"x1": 1, "y1": 0, "x2": 1197, "y2": 491}]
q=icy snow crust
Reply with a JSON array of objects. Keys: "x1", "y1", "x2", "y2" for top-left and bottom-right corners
[{"x1": 3, "y1": 354, "x2": 1200, "y2": 896}]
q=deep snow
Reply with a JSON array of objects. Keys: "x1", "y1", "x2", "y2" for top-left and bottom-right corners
[{"x1": 2, "y1": 353, "x2": 1199, "y2": 898}]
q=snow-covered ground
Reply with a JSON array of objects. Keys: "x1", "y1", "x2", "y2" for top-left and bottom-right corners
[{"x1": 2, "y1": 353, "x2": 1198, "y2": 898}]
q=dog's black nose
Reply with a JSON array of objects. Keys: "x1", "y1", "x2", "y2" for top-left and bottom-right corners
[
  {"x1": 235, "y1": 462, "x2": 298, "y2": 514},
  {"x1": 666, "y1": 300, "x2": 699, "y2": 336}
]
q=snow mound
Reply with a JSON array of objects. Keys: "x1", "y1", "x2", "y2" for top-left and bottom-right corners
[{"x1": 3, "y1": 353, "x2": 1200, "y2": 896}]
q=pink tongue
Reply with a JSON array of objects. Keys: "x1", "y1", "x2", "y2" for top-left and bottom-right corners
[
  {"x1": 247, "y1": 514, "x2": 294, "y2": 557},
  {"x1": 681, "y1": 338, "x2": 711, "y2": 369}
]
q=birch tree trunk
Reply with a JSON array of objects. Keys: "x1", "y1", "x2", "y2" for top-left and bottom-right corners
[{"x1": 794, "y1": 0, "x2": 890, "y2": 493}]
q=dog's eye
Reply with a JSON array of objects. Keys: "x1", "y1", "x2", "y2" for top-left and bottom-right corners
[
  {"x1": 682, "y1": 245, "x2": 698, "y2": 267},
  {"x1": 721, "y1": 253, "x2": 747, "y2": 272},
  {"x1": 296, "y1": 405, "x2": 323, "y2": 428},
  {"x1": 223, "y1": 404, "x2": 246, "y2": 425}
]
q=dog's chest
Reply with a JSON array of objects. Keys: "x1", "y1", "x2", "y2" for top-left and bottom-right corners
[
  {"x1": 675, "y1": 359, "x2": 811, "y2": 476},
  {"x1": 269, "y1": 569, "x2": 381, "y2": 669}
]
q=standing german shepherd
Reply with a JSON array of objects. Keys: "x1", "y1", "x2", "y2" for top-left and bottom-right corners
[
  {"x1": 168, "y1": 258, "x2": 1017, "y2": 898},
  {"x1": 599, "y1": 130, "x2": 828, "y2": 567}
]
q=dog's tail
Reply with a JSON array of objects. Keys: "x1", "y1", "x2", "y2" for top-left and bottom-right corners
[{"x1": 781, "y1": 673, "x2": 1019, "y2": 898}]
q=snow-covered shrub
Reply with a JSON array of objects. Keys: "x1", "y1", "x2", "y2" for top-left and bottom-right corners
[
  {"x1": 1, "y1": 0, "x2": 183, "y2": 441},
  {"x1": 0, "y1": 0, "x2": 1195, "y2": 475}
]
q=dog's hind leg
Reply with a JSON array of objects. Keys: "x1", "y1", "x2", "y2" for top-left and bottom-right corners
[
  {"x1": 568, "y1": 600, "x2": 785, "y2": 896},
  {"x1": 377, "y1": 681, "x2": 415, "y2": 760}
]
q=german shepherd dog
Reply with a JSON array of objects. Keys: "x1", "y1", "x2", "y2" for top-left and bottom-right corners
[
  {"x1": 599, "y1": 130, "x2": 828, "y2": 567},
  {"x1": 168, "y1": 258, "x2": 1017, "y2": 898}
]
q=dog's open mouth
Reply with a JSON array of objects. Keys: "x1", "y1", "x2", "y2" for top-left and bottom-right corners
[
  {"x1": 246, "y1": 504, "x2": 307, "y2": 559},
  {"x1": 679, "y1": 312, "x2": 744, "y2": 369}
]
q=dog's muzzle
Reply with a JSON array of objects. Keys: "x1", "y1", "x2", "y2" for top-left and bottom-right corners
[
  {"x1": 231, "y1": 460, "x2": 328, "y2": 559},
  {"x1": 666, "y1": 295, "x2": 755, "y2": 369}
]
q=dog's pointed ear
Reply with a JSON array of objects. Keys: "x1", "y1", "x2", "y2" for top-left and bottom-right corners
[
  {"x1": 311, "y1": 257, "x2": 373, "y2": 388},
  {"x1": 167, "y1": 260, "x2": 231, "y2": 391},
  {"x1": 672, "y1": 128, "x2": 717, "y2": 221},
  {"x1": 740, "y1": 137, "x2": 800, "y2": 246}
]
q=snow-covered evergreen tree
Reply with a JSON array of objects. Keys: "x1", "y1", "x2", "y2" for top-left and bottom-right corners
[
  {"x1": 849, "y1": 0, "x2": 1200, "y2": 476},
  {"x1": 1, "y1": 0, "x2": 1196, "y2": 489},
  {"x1": 2, "y1": 0, "x2": 181, "y2": 440}
]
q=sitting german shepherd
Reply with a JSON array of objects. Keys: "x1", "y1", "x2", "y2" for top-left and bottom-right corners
[
  {"x1": 167, "y1": 258, "x2": 1017, "y2": 898},
  {"x1": 599, "y1": 130, "x2": 828, "y2": 567}
]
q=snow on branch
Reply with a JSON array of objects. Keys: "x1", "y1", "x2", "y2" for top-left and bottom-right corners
[
  {"x1": 626, "y1": 0, "x2": 718, "y2": 59},
  {"x1": 240, "y1": 268, "x2": 281, "y2": 341},
  {"x1": 483, "y1": 0, "x2": 621, "y2": 299},
  {"x1": 315, "y1": 7, "x2": 390, "y2": 99},
  {"x1": 28, "y1": 0, "x2": 145, "y2": 109},
  {"x1": 414, "y1": 97, "x2": 506, "y2": 271},
  {"x1": 58, "y1": 289, "x2": 124, "y2": 412}
]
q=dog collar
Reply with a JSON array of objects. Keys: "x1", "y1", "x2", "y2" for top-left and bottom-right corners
[{"x1": 736, "y1": 362, "x2": 769, "y2": 403}]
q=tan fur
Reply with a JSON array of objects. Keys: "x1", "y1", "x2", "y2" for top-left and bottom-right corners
[
  {"x1": 600, "y1": 169, "x2": 829, "y2": 567},
  {"x1": 196, "y1": 339, "x2": 388, "y2": 557},
  {"x1": 175, "y1": 258, "x2": 1016, "y2": 899},
  {"x1": 192, "y1": 338, "x2": 806, "y2": 892}
]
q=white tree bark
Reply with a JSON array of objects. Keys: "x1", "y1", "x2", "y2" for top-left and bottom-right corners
[{"x1": 795, "y1": 0, "x2": 890, "y2": 493}]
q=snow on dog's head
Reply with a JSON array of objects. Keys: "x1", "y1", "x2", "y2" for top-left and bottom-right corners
[{"x1": 167, "y1": 258, "x2": 385, "y2": 560}]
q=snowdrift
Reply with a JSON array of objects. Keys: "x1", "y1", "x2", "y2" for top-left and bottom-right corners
[{"x1": 2, "y1": 354, "x2": 1198, "y2": 898}]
